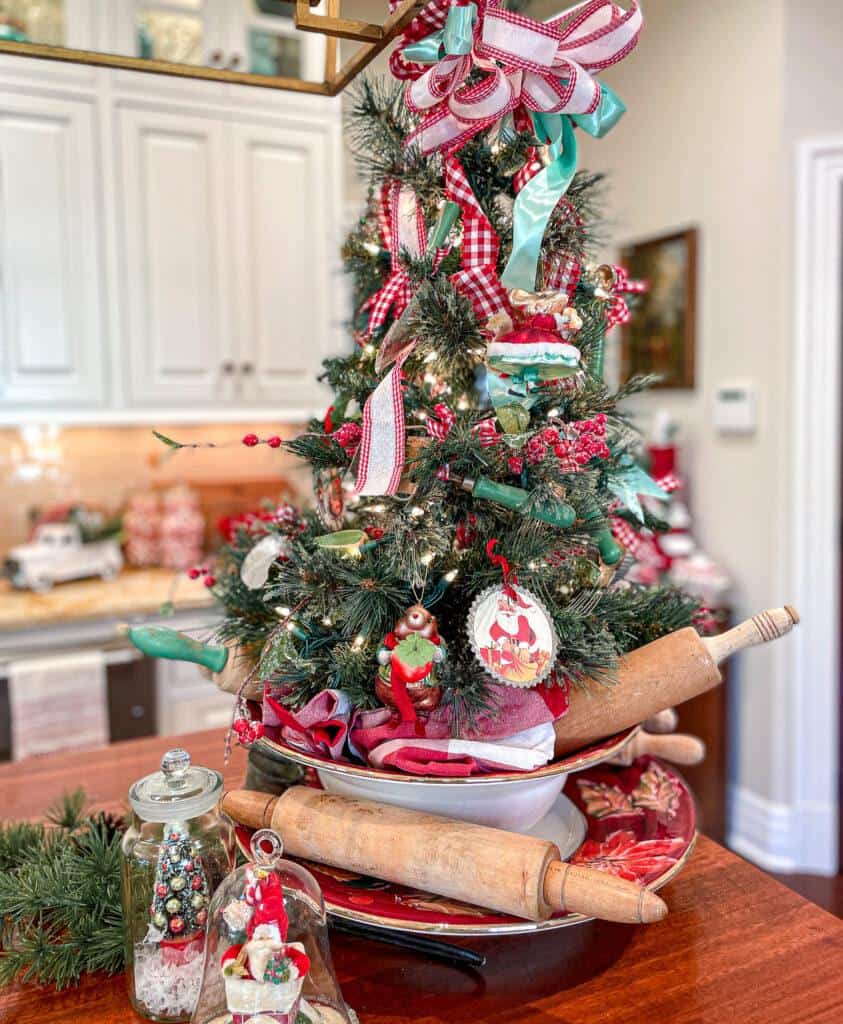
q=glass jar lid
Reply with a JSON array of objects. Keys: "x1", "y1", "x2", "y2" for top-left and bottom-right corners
[{"x1": 129, "y1": 747, "x2": 223, "y2": 822}]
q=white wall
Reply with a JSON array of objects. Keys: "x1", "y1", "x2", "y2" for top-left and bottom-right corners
[{"x1": 529, "y1": 0, "x2": 791, "y2": 810}]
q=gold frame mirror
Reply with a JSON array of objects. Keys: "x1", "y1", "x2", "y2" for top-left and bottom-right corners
[{"x1": 0, "y1": 0, "x2": 423, "y2": 97}]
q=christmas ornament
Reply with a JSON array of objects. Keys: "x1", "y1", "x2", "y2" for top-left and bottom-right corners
[
  {"x1": 149, "y1": 823, "x2": 210, "y2": 963},
  {"x1": 314, "y1": 467, "x2": 346, "y2": 529},
  {"x1": 313, "y1": 529, "x2": 367, "y2": 558},
  {"x1": 192, "y1": 828, "x2": 354, "y2": 1024},
  {"x1": 376, "y1": 605, "x2": 446, "y2": 724},
  {"x1": 449, "y1": 472, "x2": 576, "y2": 529},
  {"x1": 240, "y1": 534, "x2": 290, "y2": 590},
  {"x1": 485, "y1": 288, "x2": 582, "y2": 432},
  {"x1": 468, "y1": 582, "x2": 557, "y2": 687}
]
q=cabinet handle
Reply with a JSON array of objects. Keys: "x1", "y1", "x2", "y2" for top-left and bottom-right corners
[
  {"x1": 241, "y1": 361, "x2": 254, "y2": 375},
  {"x1": 221, "y1": 361, "x2": 236, "y2": 375},
  {"x1": 228, "y1": 54, "x2": 242, "y2": 70},
  {"x1": 209, "y1": 49, "x2": 224, "y2": 67}
]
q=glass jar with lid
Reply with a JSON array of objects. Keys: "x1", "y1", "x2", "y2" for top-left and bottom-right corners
[{"x1": 121, "y1": 747, "x2": 235, "y2": 1022}]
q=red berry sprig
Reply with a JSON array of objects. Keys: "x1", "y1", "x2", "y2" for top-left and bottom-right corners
[
  {"x1": 187, "y1": 565, "x2": 216, "y2": 588},
  {"x1": 241, "y1": 433, "x2": 282, "y2": 448}
]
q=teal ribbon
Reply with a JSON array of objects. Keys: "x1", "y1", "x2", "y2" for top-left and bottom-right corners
[
  {"x1": 607, "y1": 455, "x2": 668, "y2": 522},
  {"x1": 403, "y1": 3, "x2": 476, "y2": 63},
  {"x1": 501, "y1": 84, "x2": 627, "y2": 292}
]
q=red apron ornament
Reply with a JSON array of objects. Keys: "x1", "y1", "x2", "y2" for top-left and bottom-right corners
[{"x1": 376, "y1": 605, "x2": 446, "y2": 727}]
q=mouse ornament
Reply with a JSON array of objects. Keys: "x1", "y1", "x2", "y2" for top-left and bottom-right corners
[
  {"x1": 376, "y1": 605, "x2": 446, "y2": 727},
  {"x1": 486, "y1": 289, "x2": 583, "y2": 432}
]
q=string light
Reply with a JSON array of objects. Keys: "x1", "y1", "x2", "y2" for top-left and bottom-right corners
[
  {"x1": 547, "y1": 407, "x2": 560, "y2": 418},
  {"x1": 363, "y1": 344, "x2": 375, "y2": 356},
  {"x1": 369, "y1": 503, "x2": 386, "y2": 513},
  {"x1": 420, "y1": 551, "x2": 435, "y2": 566},
  {"x1": 285, "y1": 621, "x2": 299, "y2": 633},
  {"x1": 444, "y1": 569, "x2": 458, "y2": 582},
  {"x1": 424, "y1": 350, "x2": 439, "y2": 363},
  {"x1": 322, "y1": 617, "x2": 333, "y2": 626},
  {"x1": 409, "y1": 506, "x2": 425, "y2": 518},
  {"x1": 457, "y1": 396, "x2": 469, "y2": 411},
  {"x1": 353, "y1": 634, "x2": 365, "y2": 648},
  {"x1": 276, "y1": 606, "x2": 291, "y2": 617}
]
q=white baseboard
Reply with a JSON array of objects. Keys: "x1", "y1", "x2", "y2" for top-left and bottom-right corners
[{"x1": 728, "y1": 784, "x2": 838, "y2": 876}]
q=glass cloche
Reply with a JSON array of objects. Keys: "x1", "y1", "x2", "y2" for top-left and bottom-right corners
[
  {"x1": 191, "y1": 829, "x2": 356, "y2": 1024},
  {"x1": 121, "y1": 748, "x2": 235, "y2": 1022}
]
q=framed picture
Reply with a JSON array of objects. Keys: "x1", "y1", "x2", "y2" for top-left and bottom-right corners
[{"x1": 620, "y1": 227, "x2": 697, "y2": 389}]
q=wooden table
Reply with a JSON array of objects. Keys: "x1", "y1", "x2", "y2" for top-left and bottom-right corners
[{"x1": 2, "y1": 730, "x2": 843, "y2": 1024}]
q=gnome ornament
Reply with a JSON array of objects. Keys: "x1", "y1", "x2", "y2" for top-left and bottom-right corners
[{"x1": 376, "y1": 605, "x2": 446, "y2": 726}]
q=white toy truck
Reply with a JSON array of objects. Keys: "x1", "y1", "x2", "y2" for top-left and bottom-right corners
[{"x1": 4, "y1": 522, "x2": 123, "y2": 592}]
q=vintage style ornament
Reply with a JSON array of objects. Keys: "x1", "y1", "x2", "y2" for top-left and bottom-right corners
[
  {"x1": 314, "y1": 467, "x2": 346, "y2": 530},
  {"x1": 376, "y1": 605, "x2": 446, "y2": 722},
  {"x1": 240, "y1": 534, "x2": 290, "y2": 590},
  {"x1": 468, "y1": 583, "x2": 557, "y2": 688}
]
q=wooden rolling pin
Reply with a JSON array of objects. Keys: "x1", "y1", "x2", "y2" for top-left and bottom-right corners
[
  {"x1": 221, "y1": 787, "x2": 667, "y2": 926},
  {"x1": 554, "y1": 607, "x2": 798, "y2": 757},
  {"x1": 609, "y1": 730, "x2": 706, "y2": 767},
  {"x1": 643, "y1": 707, "x2": 679, "y2": 734}
]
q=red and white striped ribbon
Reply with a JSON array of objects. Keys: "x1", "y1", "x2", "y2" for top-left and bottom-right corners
[
  {"x1": 609, "y1": 472, "x2": 682, "y2": 554},
  {"x1": 425, "y1": 403, "x2": 457, "y2": 441},
  {"x1": 605, "y1": 264, "x2": 648, "y2": 329},
  {"x1": 348, "y1": 356, "x2": 409, "y2": 497},
  {"x1": 444, "y1": 155, "x2": 510, "y2": 320},
  {"x1": 362, "y1": 182, "x2": 427, "y2": 336},
  {"x1": 402, "y1": 0, "x2": 643, "y2": 156}
]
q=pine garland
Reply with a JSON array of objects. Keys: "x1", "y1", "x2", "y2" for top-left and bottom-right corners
[{"x1": 0, "y1": 793, "x2": 125, "y2": 990}]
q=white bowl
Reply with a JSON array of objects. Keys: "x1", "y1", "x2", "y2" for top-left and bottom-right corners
[{"x1": 257, "y1": 727, "x2": 636, "y2": 835}]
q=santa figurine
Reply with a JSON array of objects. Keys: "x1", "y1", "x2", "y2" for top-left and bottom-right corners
[{"x1": 221, "y1": 870, "x2": 311, "y2": 1024}]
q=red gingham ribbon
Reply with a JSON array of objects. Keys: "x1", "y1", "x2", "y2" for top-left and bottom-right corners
[
  {"x1": 609, "y1": 472, "x2": 681, "y2": 555},
  {"x1": 361, "y1": 181, "x2": 427, "y2": 336},
  {"x1": 444, "y1": 155, "x2": 510, "y2": 321},
  {"x1": 604, "y1": 264, "x2": 648, "y2": 329},
  {"x1": 389, "y1": 0, "x2": 452, "y2": 81},
  {"x1": 425, "y1": 403, "x2": 456, "y2": 441}
]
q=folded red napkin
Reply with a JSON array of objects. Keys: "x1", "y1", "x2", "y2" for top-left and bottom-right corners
[{"x1": 263, "y1": 688, "x2": 352, "y2": 760}]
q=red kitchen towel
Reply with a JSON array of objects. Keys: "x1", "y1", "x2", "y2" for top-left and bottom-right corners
[{"x1": 366, "y1": 723, "x2": 556, "y2": 777}]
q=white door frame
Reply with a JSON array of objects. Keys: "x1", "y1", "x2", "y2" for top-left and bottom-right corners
[{"x1": 786, "y1": 137, "x2": 843, "y2": 874}]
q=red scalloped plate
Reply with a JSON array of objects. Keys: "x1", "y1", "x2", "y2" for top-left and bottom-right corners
[
  {"x1": 234, "y1": 755, "x2": 697, "y2": 936},
  {"x1": 255, "y1": 725, "x2": 639, "y2": 785}
]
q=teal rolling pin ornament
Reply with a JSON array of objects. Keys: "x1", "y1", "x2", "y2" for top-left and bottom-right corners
[
  {"x1": 119, "y1": 625, "x2": 262, "y2": 699},
  {"x1": 120, "y1": 625, "x2": 230, "y2": 672}
]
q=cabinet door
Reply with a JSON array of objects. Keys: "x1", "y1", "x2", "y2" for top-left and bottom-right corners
[
  {"x1": 230, "y1": 119, "x2": 337, "y2": 414},
  {"x1": 0, "y1": 91, "x2": 105, "y2": 409},
  {"x1": 219, "y1": 0, "x2": 324, "y2": 83},
  {"x1": 117, "y1": 103, "x2": 235, "y2": 405}
]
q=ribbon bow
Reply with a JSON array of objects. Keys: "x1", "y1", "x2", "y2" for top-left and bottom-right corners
[
  {"x1": 425, "y1": 403, "x2": 457, "y2": 440},
  {"x1": 396, "y1": 0, "x2": 642, "y2": 292}
]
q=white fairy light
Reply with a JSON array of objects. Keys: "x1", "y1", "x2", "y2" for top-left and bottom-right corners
[
  {"x1": 285, "y1": 621, "x2": 298, "y2": 633},
  {"x1": 444, "y1": 569, "x2": 459, "y2": 582},
  {"x1": 457, "y1": 396, "x2": 469, "y2": 410},
  {"x1": 547, "y1": 407, "x2": 560, "y2": 418},
  {"x1": 353, "y1": 634, "x2": 365, "y2": 648},
  {"x1": 420, "y1": 551, "x2": 435, "y2": 566},
  {"x1": 369, "y1": 503, "x2": 385, "y2": 513},
  {"x1": 424, "y1": 373, "x2": 438, "y2": 385},
  {"x1": 322, "y1": 617, "x2": 332, "y2": 626},
  {"x1": 276, "y1": 605, "x2": 291, "y2": 617},
  {"x1": 409, "y1": 505, "x2": 425, "y2": 517},
  {"x1": 424, "y1": 350, "x2": 439, "y2": 362},
  {"x1": 363, "y1": 344, "x2": 375, "y2": 356}
]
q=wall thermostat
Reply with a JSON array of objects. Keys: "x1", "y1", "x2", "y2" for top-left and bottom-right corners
[{"x1": 713, "y1": 382, "x2": 757, "y2": 435}]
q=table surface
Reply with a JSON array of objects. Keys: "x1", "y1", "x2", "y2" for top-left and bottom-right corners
[{"x1": 2, "y1": 729, "x2": 842, "y2": 1024}]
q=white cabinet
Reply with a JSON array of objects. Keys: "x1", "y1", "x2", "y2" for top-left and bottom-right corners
[
  {"x1": 0, "y1": 90, "x2": 106, "y2": 409},
  {"x1": 116, "y1": 101, "x2": 337, "y2": 412},
  {"x1": 117, "y1": 103, "x2": 234, "y2": 405},
  {"x1": 230, "y1": 118, "x2": 334, "y2": 411}
]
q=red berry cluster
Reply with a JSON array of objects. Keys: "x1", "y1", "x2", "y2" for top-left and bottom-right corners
[
  {"x1": 455, "y1": 512, "x2": 478, "y2": 550},
  {"x1": 512, "y1": 415, "x2": 610, "y2": 474},
  {"x1": 187, "y1": 565, "x2": 216, "y2": 587},
  {"x1": 241, "y1": 433, "x2": 282, "y2": 448},
  {"x1": 232, "y1": 716, "x2": 264, "y2": 746},
  {"x1": 332, "y1": 421, "x2": 363, "y2": 454},
  {"x1": 364, "y1": 525, "x2": 384, "y2": 540}
]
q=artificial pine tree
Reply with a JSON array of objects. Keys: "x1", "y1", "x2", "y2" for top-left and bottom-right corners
[
  {"x1": 149, "y1": 824, "x2": 209, "y2": 961},
  {"x1": 159, "y1": 0, "x2": 700, "y2": 765}
]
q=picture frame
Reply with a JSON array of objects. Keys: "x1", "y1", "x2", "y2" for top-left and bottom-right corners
[{"x1": 620, "y1": 227, "x2": 698, "y2": 389}]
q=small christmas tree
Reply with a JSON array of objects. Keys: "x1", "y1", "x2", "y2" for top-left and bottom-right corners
[
  {"x1": 150, "y1": 823, "x2": 209, "y2": 960},
  {"x1": 160, "y1": 0, "x2": 701, "y2": 766}
]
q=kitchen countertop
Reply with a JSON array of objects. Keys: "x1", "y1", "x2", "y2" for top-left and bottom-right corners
[
  {"x1": 1, "y1": 729, "x2": 842, "y2": 1024},
  {"x1": 0, "y1": 567, "x2": 216, "y2": 631}
]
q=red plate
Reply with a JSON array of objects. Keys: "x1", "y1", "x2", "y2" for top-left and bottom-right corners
[{"x1": 234, "y1": 755, "x2": 696, "y2": 936}]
